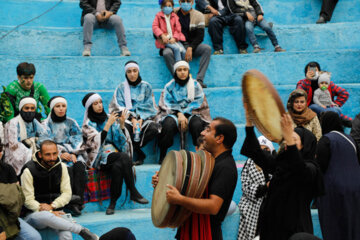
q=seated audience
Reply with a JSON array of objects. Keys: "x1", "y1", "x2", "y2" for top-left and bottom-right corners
[
  {"x1": 42, "y1": 96, "x2": 87, "y2": 216},
  {"x1": 194, "y1": 0, "x2": 213, "y2": 26},
  {"x1": 109, "y1": 61, "x2": 160, "y2": 166},
  {"x1": 313, "y1": 72, "x2": 342, "y2": 116},
  {"x1": 3, "y1": 62, "x2": 50, "y2": 123},
  {"x1": 82, "y1": 93, "x2": 148, "y2": 215},
  {"x1": 207, "y1": 0, "x2": 248, "y2": 54},
  {"x1": 80, "y1": 0, "x2": 131, "y2": 56},
  {"x1": 228, "y1": 0, "x2": 285, "y2": 53},
  {"x1": 161, "y1": 0, "x2": 211, "y2": 88},
  {"x1": 242, "y1": 103, "x2": 324, "y2": 240},
  {"x1": 316, "y1": 112, "x2": 360, "y2": 240},
  {"x1": 153, "y1": 0, "x2": 186, "y2": 62},
  {"x1": 296, "y1": 61, "x2": 352, "y2": 127},
  {"x1": 316, "y1": 0, "x2": 339, "y2": 24},
  {"x1": 157, "y1": 61, "x2": 211, "y2": 163},
  {"x1": 0, "y1": 141, "x2": 42, "y2": 240},
  {"x1": 238, "y1": 135, "x2": 274, "y2": 240},
  {"x1": 287, "y1": 89, "x2": 322, "y2": 141},
  {"x1": 4, "y1": 97, "x2": 47, "y2": 175},
  {"x1": 20, "y1": 140, "x2": 98, "y2": 240}
]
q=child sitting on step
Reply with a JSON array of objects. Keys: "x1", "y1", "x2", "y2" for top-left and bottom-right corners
[
  {"x1": 313, "y1": 72, "x2": 342, "y2": 116},
  {"x1": 229, "y1": 0, "x2": 285, "y2": 53},
  {"x1": 152, "y1": 0, "x2": 186, "y2": 62}
]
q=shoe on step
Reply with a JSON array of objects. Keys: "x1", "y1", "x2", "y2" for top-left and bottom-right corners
[
  {"x1": 121, "y1": 46, "x2": 131, "y2": 56},
  {"x1": 82, "y1": 49, "x2": 91, "y2": 57},
  {"x1": 316, "y1": 16, "x2": 326, "y2": 24},
  {"x1": 253, "y1": 47, "x2": 261, "y2": 53},
  {"x1": 274, "y1": 46, "x2": 286, "y2": 52}
]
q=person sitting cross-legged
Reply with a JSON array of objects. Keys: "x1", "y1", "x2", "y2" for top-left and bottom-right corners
[
  {"x1": 42, "y1": 96, "x2": 88, "y2": 216},
  {"x1": 157, "y1": 61, "x2": 211, "y2": 164},
  {"x1": 20, "y1": 140, "x2": 99, "y2": 240},
  {"x1": 80, "y1": 0, "x2": 131, "y2": 56}
]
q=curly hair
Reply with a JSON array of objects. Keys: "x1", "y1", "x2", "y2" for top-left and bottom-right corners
[{"x1": 287, "y1": 89, "x2": 308, "y2": 111}]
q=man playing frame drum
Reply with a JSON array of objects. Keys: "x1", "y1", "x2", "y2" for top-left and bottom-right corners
[{"x1": 152, "y1": 117, "x2": 238, "y2": 240}]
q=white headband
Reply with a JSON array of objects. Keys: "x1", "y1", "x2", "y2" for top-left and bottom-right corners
[
  {"x1": 173, "y1": 61, "x2": 190, "y2": 73},
  {"x1": 19, "y1": 97, "x2": 37, "y2": 111},
  {"x1": 83, "y1": 93, "x2": 102, "y2": 125},
  {"x1": 50, "y1": 97, "x2": 67, "y2": 111},
  {"x1": 124, "y1": 62, "x2": 140, "y2": 73},
  {"x1": 257, "y1": 136, "x2": 275, "y2": 152}
]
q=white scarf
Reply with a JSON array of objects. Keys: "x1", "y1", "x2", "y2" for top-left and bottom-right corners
[
  {"x1": 82, "y1": 93, "x2": 102, "y2": 126},
  {"x1": 123, "y1": 80, "x2": 133, "y2": 110},
  {"x1": 165, "y1": 15, "x2": 173, "y2": 39},
  {"x1": 187, "y1": 77, "x2": 195, "y2": 102},
  {"x1": 17, "y1": 115, "x2": 27, "y2": 141}
]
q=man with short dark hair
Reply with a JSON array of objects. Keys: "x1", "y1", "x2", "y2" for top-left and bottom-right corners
[
  {"x1": 3, "y1": 62, "x2": 50, "y2": 123},
  {"x1": 80, "y1": 0, "x2": 131, "y2": 56},
  {"x1": 20, "y1": 140, "x2": 99, "y2": 240},
  {"x1": 165, "y1": 117, "x2": 238, "y2": 239}
]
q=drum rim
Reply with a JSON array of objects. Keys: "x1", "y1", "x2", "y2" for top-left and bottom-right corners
[{"x1": 242, "y1": 69, "x2": 286, "y2": 142}]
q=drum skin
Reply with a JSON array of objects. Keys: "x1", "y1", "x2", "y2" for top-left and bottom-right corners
[{"x1": 242, "y1": 69, "x2": 286, "y2": 142}]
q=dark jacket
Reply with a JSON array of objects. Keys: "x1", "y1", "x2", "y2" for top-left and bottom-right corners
[
  {"x1": 79, "y1": 0, "x2": 121, "y2": 25},
  {"x1": 227, "y1": 0, "x2": 264, "y2": 17},
  {"x1": 196, "y1": 0, "x2": 230, "y2": 15}
]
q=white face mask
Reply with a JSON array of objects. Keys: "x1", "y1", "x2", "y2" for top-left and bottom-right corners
[{"x1": 311, "y1": 71, "x2": 319, "y2": 80}]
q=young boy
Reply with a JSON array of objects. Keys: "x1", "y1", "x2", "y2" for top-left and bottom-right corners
[{"x1": 313, "y1": 72, "x2": 342, "y2": 116}]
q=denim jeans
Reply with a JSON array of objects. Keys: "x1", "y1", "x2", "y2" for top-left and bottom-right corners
[
  {"x1": 15, "y1": 218, "x2": 42, "y2": 240},
  {"x1": 309, "y1": 104, "x2": 342, "y2": 116},
  {"x1": 245, "y1": 19, "x2": 279, "y2": 47},
  {"x1": 165, "y1": 42, "x2": 186, "y2": 62},
  {"x1": 25, "y1": 211, "x2": 82, "y2": 240}
]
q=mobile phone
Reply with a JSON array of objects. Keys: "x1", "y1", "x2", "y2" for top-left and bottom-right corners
[{"x1": 309, "y1": 67, "x2": 317, "y2": 72}]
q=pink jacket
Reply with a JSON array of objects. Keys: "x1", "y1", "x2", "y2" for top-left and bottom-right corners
[{"x1": 152, "y1": 11, "x2": 186, "y2": 49}]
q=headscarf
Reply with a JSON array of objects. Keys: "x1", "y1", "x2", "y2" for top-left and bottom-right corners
[
  {"x1": 173, "y1": 60, "x2": 195, "y2": 101},
  {"x1": 320, "y1": 111, "x2": 343, "y2": 135},
  {"x1": 82, "y1": 93, "x2": 107, "y2": 125},
  {"x1": 18, "y1": 96, "x2": 37, "y2": 123},
  {"x1": 100, "y1": 227, "x2": 136, "y2": 240},
  {"x1": 48, "y1": 96, "x2": 67, "y2": 123},
  {"x1": 287, "y1": 89, "x2": 317, "y2": 126},
  {"x1": 19, "y1": 96, "x2": 37, "y2": 111},
  {"x1": 123, "y1": 61, "x2": 142, "y2": 110},
  {"x1": 294, "y1": 127, "x2": 317, "y2": 161}
]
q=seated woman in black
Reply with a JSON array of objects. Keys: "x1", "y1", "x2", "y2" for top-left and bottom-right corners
[{"x1": 242, "y1": 104, "x2": 324, "y2": 240}]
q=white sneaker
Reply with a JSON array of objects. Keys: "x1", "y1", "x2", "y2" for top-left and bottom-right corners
[
  {"x1": 82, "y1": 49, "x2": 91, "y2": 57},
  {"x1": 121, "y1": 46, "x2": 131, "y2": 56}
]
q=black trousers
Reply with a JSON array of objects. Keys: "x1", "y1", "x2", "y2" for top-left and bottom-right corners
[
  {"x1": 320, "y1": 0, "x2": 339, "y2": 21},
  {"x1": 125, "y1": 121, "x2": 159, "y2": 160},
  {"x1": 100, "y1": 152, "x2": 140, "y2": 202},
  {"x1": 67, "y1": 161, "x2": 87, "y2": 204},
  {"x1": 158, "y1": 115, "x2": 207, "y2": 154}
]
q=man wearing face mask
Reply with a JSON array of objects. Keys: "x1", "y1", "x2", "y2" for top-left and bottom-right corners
[
  {"x1": 162, "y1": 0, "x2": 211, "y2": 88},
  {"x1": 4, "y1": 62, "x2": 50, "y2": 123},
  {"x1": 20, "y1": 140, "x2": 99, "y2": 240},
  {"x1": 4, "y1": 97, "x2": 48, "y2": 175},
  {"x1": 296, "y1": 62, "x2": 349, "y2": 118}
]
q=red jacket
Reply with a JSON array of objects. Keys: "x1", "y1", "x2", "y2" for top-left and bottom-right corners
[
  {"x1": 296, "y1": 78, "x2": 349, "y2": 107},
  {"x1": 152, "y1": 11, "x2": 186, "y2": 49}
]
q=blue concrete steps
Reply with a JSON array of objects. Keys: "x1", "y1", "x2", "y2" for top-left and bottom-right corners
[
  {"x1": 1, "y1": 0, "x2": 359, "y2": 28},
  {"x1": 1, "y1": 22, "x2": 360, "y2": 56}
]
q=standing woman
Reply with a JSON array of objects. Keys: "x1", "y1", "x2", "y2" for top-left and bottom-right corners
[
  {"x1": 82, "y1": 93, "x2": 148, "y2": 215},
  {"x1": 316, "y1": 112, "x2": 360, "y2": 240},
  {"x1": 287, "y1": 89, "x2": 322, "y2": 141},
  {"x1": 242, "y1": 103, "x2": 324, "y2": 240},
  {"x1": 109, "y1": 60, "x2": 160, "y2": 166},
  {"x1": 157, "y1": 60, "x2": 211, "y2": 163},
  {"x1": 42, "y1": 96, "x2": 87, "y2": 216}
]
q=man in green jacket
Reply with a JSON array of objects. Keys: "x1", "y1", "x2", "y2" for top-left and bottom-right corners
[{"x1": 3, "y1": 62, "x2": 50, "y2": 122}]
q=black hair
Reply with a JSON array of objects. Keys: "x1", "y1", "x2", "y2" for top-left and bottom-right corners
[
  {"x1": 213, "y1": 117, "x2": 237, "y2": 149},
  {"x1": 160, "y1": 0, "x2": 174, "y2": 7},
  {"x1": 17, "y1": 62, "x2": 36, "y2": 76},
  {"x1": 82, "y1": 92, "x2": 97, "y2": 107},
  {"x1": 40, "y1": 140, "x2": 57, "y2": 153},
  {"x1": 304, "y1": 62, "x2": 321, "y2": 76}
]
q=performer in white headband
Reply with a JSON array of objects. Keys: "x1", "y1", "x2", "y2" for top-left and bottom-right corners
[
  {"x1": 173, "y1": 60, "x2": 190, "y2": 73},
  {"x1": 49, "y1": 97, "x2": 67, "y2": 111},
  {"x1": 19, "y1": 96, "x2": 37, "y2": 112},
  {"x1": 82, "y1": 93, "x2": 102, "y2": 126}
]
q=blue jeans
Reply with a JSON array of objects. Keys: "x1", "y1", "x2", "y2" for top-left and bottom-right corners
[
  {"x1": 245, "y1": 19, "x2": 279, "y2": 48},
  {"x1": 165, "y1": 42, "x2": 186, "y2": 62},
  {"x1": 309, "y1": 104, "x2": 342, "y2": 116},
  {"x1": 16, "y1": 218, "x2": 42, "y2": 240}
]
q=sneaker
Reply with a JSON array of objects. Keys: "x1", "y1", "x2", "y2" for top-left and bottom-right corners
[
  {"x1": 239, "y1": 49, "x2": 248, "y2": 54},
  {"x1": 253, "y1": 47, "x2": 261, "y2": 53},
  {"x1": 197, "y1": 79, "x2": 207, "y2": 88},
  {"x1": 274, "y1": 46, "x2": 286, "y2": 52},
  {"x1": 213, "y1": 49, "x2": 224, "y2": 55},
  {"x1": 121, "y1": 46, "x2": 131, "y2": 56},
  {"x1": 82, "y1": 49, "x2": 91, "y2": 57},
  {"x1": 79, "y1": 228, "x2": 99, "y2": 240},
  {"x1": 316, "y1": 16, "x2": 326, "y2": 24}
]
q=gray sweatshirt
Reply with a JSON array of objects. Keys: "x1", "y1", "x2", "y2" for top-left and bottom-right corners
[{"x1": 313, "y1": 88, "x2": 336, "y2": 107}]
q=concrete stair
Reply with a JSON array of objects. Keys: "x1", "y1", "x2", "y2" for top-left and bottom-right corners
[{"x1": 1, "y1": 0, "x2": 359, "y2": 238}]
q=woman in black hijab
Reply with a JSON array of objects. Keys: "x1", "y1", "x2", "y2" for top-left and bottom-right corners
[
  {"x1": 241, "y1": 104, "x2": 324, "y2": 240},
  {"x1": 316, "y1": 111, "x2": 360, "y2": 240}
]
